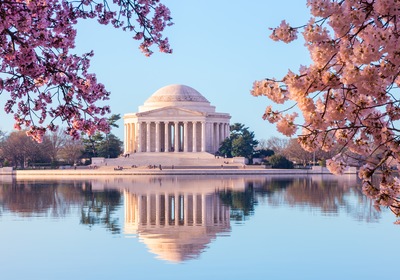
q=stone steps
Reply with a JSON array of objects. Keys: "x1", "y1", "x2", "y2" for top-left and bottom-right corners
[{"x1": 101, "y1": 152, "x2": 243, "y2": 168}]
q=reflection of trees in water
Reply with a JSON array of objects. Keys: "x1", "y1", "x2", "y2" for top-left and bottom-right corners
[
  {"x1": 342, "y1": 189, "x2": 381, "y2": 223},
  {"x1": 272, "y1": 177, "x2": 380, "y2": 222},
  {"x1": 219, "y1": 185, "x2": 256, "y2": 221},
  {"x1": 273, "y1": 177, "x2": 347, "y2": 212},
  {"x1": 0, "y1": 181, "x2": 122, "y2": 233},
  {"x1": 1, "y1": 176, "x2": 383, "y2": 233},
  {"x1": 81, "y1": 188, "x2": 121, "y2": 234},
  {"x1": 0, "y1": 181, "x2": 85, "y2": 217},
  {"x1": 220, "y1": 177, "x2": 381, "y2": 223}
]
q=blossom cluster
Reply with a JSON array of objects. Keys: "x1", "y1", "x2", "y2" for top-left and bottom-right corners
[
  {"x1": 0, "y1": 0, "x2": 173, "y2": 142},
  {"x1": 253, "y1": 0, "x2": 400, "y2": 221},
  {"x1": 269, "y1": 20, "x2": 298, "y2": 43}
]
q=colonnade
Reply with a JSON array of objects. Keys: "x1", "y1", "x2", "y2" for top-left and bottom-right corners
[
  {"x1": 124, "y1": 120, "x2": 230, "y2": 154},
  {"x1": 124, "y1": 191, "x2": 230, "y2": 228}
]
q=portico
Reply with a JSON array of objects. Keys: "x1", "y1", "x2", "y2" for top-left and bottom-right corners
[{"x1": 124, "y1": 85, "x2": 231, "y2": 154}]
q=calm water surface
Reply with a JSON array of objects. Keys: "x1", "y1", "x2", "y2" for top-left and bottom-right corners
[{"x1": 0, "y1": 174, "x2": 398, "y2": 280}]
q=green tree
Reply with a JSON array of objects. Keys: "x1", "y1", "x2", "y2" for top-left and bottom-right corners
[
  {"x1": 268, "y1": 154, "x2": 294, "y2": 169},
  {"x1": 253, "y1": 148, "x2": 274, "y2": 159},
  {"x1": 218, "y1": 137, "x2": 233, "y2": 158},
  {"x1": 82, "y1": 114, "x2": 122, "y2": 158},
  {"x1": 219, "y1": 123, "x2": 258, "y2": 160},
  {"x1": 97, "y1": 134, "x2": 123, "y2": 158},
  {"x1": 82, "y1": 133, "x2": 104, "y2": 158},
  {"x1": 103, "y1": 114, "x2": 123, "y2": 158},
  {"x1": 107, "y1": 114, "x2": 121, "y2": 129}
]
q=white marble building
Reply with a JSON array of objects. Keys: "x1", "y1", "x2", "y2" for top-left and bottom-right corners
[{"x1": 123, "y1": 84, "x2": 231, "y2": 154}]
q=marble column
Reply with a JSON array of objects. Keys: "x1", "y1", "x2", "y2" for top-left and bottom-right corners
[
  {"x1": 155, "y1": 121, "x2": 160, "y2": 152},
  {"x1": 209, "y1": 122, "x2": 214, "y2": 152},
  {"x1": 174, "y1": 121, "x2": 179, "y2": 152},
  {"x1": 215, "y1": 123, "x2": 220, "y2": 152},
  {"x1": 219, "y1": 123, "x2": 225, "y2": 144},
  {"x1": 146, "y1": 122, "x2": 151, "y2": 152},
  {"x1": 130, "y1": 123, "x2": 134, "y2": 153},
  {"x1": 134, "y1": 122, "x2": 139, "y2": 153},
  {"x1": 137, "y1": 122, "x2": 142, "y2": 152},
  {"x1": 164, "y1": 122, "x2": 169, "y2": 152},
  {"x1": 201, "y1": 121, "x2": 206, "y2": 152},
  {"x1": 192, "y1": 121, "x2": 197, "y2": 152},
  {"x1": 129, "y1": 123, "x2": 134, "y2": 153},
  {"x1": 220, "y1": 123, "x2": 224, "y2": 144},
  {"x1": 124, "y1": 123, "x2": 128, "y2": 153},
  {"x1": 183, "y1": 121, "x2": 188, "y2": 152}
]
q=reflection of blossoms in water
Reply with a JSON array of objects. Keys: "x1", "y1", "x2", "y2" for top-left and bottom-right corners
[
  {"x1": 362, "y1": 177, "x2": 400, "y2": 224},
  {"x1": 256, "y1": 176, "x2": 381, "y2": 223}
]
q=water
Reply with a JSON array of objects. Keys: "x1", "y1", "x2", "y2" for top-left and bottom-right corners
[{"x1": 0, "y1": 174, "x2": 398, "y2": 280}]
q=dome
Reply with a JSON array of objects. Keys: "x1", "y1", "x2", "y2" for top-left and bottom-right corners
[
  {"x1": 138, "y1": 84, "x2": 215, "y2": 113},
  {"x1": 145, "y1": 84, "x2": 210, "y2": 103}
]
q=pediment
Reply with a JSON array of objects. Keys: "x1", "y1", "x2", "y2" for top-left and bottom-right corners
[{"x1": 138, "y1": 107, "x2": 204, "y2": 117}]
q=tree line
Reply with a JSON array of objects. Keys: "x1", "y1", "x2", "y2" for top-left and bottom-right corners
[
  {"x1": 0, "y1": 115, "x2": 123, "y2": 168},
  {"x1": 0, "y1": 120, "x2": 334, "y2": 169},
  {"x1": 218, "y1": 123, "x2": 337, "y2": 169}
]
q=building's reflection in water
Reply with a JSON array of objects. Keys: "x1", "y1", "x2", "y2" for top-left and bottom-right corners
[
  {"x1": 124, "y1": 190, "x2": 231, "y2": 263},
  {"x1": 117, "y1": 174, "x2": 362, "y2": 263}
]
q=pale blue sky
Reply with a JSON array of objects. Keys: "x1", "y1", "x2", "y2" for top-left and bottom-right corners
[{"x1": 0, "y1": 1, "x2": 312, "y2": 141}]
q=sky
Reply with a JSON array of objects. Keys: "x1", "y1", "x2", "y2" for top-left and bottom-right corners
[{"x1": 0, "y1": 0, "x2": 313, "y2": 142}]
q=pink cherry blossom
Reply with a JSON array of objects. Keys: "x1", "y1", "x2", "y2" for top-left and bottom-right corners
[
  {"x1": 253, "y1": 0, "x2": 400, "y2": 220},
  {"x1": 269, "y1": 20, "x2": 298, "y2": 43},
  {"x1": 0, "y1": 0, "x2": 173, "y2": 140},
  {"x1": 326, "y1": 157, "x2": 346, "y2": 175}
]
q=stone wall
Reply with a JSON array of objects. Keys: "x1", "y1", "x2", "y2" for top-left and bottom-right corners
[{"x1": 0, "y1": 167, "x2": 13, "y2": 175}]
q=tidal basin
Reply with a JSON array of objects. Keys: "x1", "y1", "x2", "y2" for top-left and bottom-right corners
[{"x1": 1, "y1": 174, "x2": 399, "y2": 280}]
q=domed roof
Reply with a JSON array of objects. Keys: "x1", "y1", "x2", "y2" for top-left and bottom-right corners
[
  {"x1": 145, "y1": 84, "x2": 210, "y2": 103},
  {"x1": 138, "y1": 84, "x2": 215, "y2": 113}
]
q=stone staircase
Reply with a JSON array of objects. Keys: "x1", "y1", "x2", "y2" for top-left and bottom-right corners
[{"x1": 101, "y1": 152, "x2": 243, "y2": 169}]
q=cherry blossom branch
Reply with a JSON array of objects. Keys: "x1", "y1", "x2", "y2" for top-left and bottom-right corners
[
  {"x1": 0, "y1": 0, "x2": 173, "y2": 142},
  {"x1": 252, "y1": 0, "x2": 400, "y2": 222}
]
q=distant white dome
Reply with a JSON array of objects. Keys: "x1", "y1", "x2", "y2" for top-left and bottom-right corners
[
  {"x1": 146, "y1": 84, "x2": 209, "y2": 103},
  {"x1": 139, "y1": 84, "x2": 215, "y2": 113}
]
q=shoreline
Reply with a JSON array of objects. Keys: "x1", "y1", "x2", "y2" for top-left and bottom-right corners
[{"x1": 0, "y1": 166, "x2": 358, "y2": 178}]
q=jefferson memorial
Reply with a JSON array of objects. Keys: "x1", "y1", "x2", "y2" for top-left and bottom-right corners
[{"x1": 123, "y1": 84, "x2": 231, "y2": 154}]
